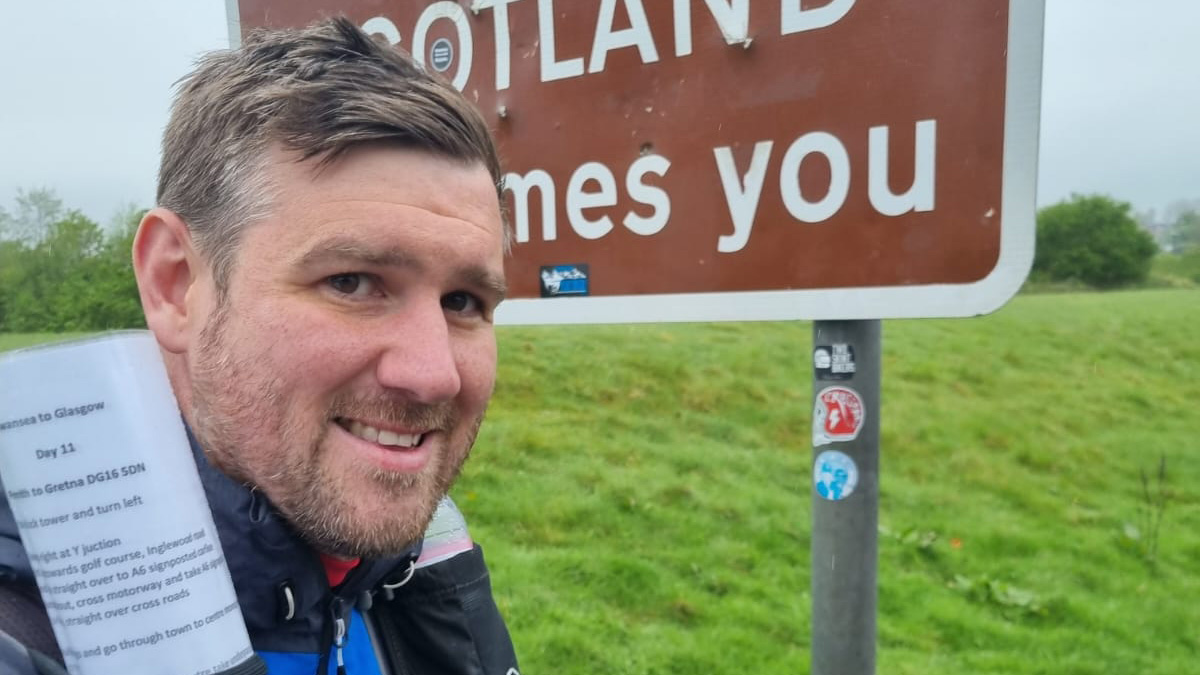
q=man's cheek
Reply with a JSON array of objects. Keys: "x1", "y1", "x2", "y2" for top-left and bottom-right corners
[{"x1": 472, "y1": 339, "x2": 500, "y2": 389}]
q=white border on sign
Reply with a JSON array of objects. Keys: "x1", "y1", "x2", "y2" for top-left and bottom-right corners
[
  {"x1": 223, "y1": 0, "x2": 1044, "y2": 323},
  {"x1": 225, "y1": 0, "x2": 242, "y2": 49}
]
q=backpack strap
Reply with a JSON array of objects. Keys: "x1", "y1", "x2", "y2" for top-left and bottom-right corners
[
  {"x1": 0, "y1": 582, "x2": 67, "y2": 675},
  {"x1": 0, "y1": 628, "x2": 39, "y2": 675},
  {"x1": 0, "y1": 581, "x2": 62, "y2": 663},
  {"x1": 0, "y1": 627, "x2": 67, "y2": 675}
]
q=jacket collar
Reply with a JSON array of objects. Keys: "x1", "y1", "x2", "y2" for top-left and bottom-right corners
[{"x1": 188, "y1": 427, "x2": 420, "y2": 636}]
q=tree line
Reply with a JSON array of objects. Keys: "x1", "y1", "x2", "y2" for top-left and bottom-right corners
[
  {"x1": 0, "y1": 189, "x2": 144, "y2": 332},
  {"x1": 0, "y1": 189, "x2": 1196, "y2": 334}
]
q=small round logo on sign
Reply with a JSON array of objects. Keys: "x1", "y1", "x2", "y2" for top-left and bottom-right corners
[
  {"x1": 430, "y1": 38, "x2": 454, "y2": 73},
  {"x1": 813, "y1": 386, "x2": 865, "y2": 446},
  {"x1": 814, "y1": 450, "x2": 858, "y2": 501}
]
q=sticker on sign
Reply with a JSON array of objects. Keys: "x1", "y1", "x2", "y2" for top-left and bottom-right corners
[
  {"x1": 813, "y1": 386, "x2": 865, "y2": 447},
  {"x1": 229, "y1": 0, "x2": 1044, "y2": 324}
]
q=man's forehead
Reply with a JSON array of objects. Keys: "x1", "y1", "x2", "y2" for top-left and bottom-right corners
[
  {"x1": 254, "y1": 143, "x2": 499, "y2": 226},
  {"x1": 225, "y1": 146, "x2": 505, "y2": 283},
  {"x1": 269, "y1": 144, "x2": 496, "y2": 202}
]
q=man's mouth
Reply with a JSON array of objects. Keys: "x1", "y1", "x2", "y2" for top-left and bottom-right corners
[{"x1": 335, "y1": 418, "x2": 425, "y2": 448}]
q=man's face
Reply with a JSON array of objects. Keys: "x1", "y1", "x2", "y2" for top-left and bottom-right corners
[{"x1": 185, "y1": 146, "x2": 505, "y2": 558}]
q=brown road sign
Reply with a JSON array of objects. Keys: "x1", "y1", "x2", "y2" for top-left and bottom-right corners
[{"x1": 230, "y1": 0, "x2": 1044, "y2": 323}]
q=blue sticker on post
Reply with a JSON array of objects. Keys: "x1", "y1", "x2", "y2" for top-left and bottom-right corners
[
  {"x1": 813, "y1": 450, "x2": 858, "y2": 501},
  {"x1": 540, "y1": 264, "x2": 590, "y2": 297}
]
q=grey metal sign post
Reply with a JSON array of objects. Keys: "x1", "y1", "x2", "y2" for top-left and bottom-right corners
[{"x1": 811, "y1": 320, "x2": 881, "y2": 674}]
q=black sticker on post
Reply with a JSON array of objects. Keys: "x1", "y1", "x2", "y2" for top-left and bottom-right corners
[
  {"x1": 539, "y1": 264, "x2": 590, "y2": 297},
  {"x1": 814, "y1": 344, "x2": 856, "y2": 380}
]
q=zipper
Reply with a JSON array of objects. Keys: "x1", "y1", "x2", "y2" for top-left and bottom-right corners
[
  {"x1": 333, "y1": 610, "x2": 348, "y2": 675},
  {"x1": 313, "y1": 553, "x2": 416, "y2": 675},
  {"x1": 314, "y1": 556, "x2": 376, "y2": 675},
  {"x1": 316, "y1": 597, "x2": 351, "y2": 675}
]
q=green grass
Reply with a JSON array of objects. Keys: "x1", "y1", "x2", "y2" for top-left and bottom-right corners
[
  {"x1": 1152, "y1": 252, "x2": 1200, "y2": 287},
  {"x1": 0, "y1": 333, "x2": 92, "y2": 352},
  {"x1": 5, "y1": 289, "x2": 1197, "y2": 673},
  {"x1": 467, "y1": 289, "x2": 1199, "y2": 674}
]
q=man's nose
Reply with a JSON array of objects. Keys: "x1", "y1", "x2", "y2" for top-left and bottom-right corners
[{"x1": 375, "y1": 301, "x2": 462, "y2": 404}]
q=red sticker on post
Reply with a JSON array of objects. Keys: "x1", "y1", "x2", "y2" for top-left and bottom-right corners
[{"x1": 813, "y1": 386, "x2": 865, "y2": 447}]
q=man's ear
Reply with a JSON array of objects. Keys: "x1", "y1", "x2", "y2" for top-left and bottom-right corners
[{"x1": 132, "y1": 208, "x2": 205, "y2": 354}]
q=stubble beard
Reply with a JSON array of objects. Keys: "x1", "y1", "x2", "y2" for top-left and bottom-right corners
[{"x1": 188, "y1": 302, "x2": 483, "y2": 559}]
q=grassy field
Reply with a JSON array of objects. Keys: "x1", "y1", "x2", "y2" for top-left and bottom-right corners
[
  {"x1": 0, "y1": 333, "x2": 91, "y2": 352},
  {"x1": 3, "y1": 289, "x2": 1197, "y2": 673},
  {"x1": 468, "y1": 289, "x2": 1199, "y2": 674},
  {"x1": 1152, "y1": 252, "x2": 1200, "y2": 286}
]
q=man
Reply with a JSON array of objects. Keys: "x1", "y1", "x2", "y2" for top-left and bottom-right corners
[{"x1": 0, "y1": 17, "x2": 519, "y2": 675}]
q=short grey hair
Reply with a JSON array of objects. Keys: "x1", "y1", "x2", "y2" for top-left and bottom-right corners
[{"x1": 157, "y1": 16, "x2": 505, "y2": 289}]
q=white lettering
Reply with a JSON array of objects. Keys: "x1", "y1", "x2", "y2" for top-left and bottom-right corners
[
  {"x1": 674, "y1": 0, "x2": 750, "y2": 56},
  {"x1": 538, "y1": 0, "x2": 585, "y2": 82},
  {"x1": 590, "y1": 0, "x2": 660, "y2": 73},
  {"x1": 567, "y1": 162, "x2": 618, "y2": 240},
  {"x1": 868, "y1": 119, "x2": 937, "y2": 216},
  {"x1": 714, "y1": 141, "x2": 774, "y2": 253},
  {"x1": 780, "y1": 132, "x2": 850, "y2": 223},
  {"x1": 623, "y1": 154, "x2": 672, "y2": 235},
  {"x1": 473, "y1": 0, "x2": 522, "y2": 90},
  {"x1": 362, "y1": 16, "x2": 401, "y2": 46},
  {"x1": 504, "y1": 170, "x2": 557, "y2": 243},
  {"x1": 370, "y1": 1, "x2": 857, "y2": 88},
  {"x1": 413, "y1": 2, "x2": 474, "y2": 91},
  {"x1": 781, "y1": 0, "x2": 856, "y2": 35}
]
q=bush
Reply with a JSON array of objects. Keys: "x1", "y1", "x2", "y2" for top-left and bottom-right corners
[{"x1": 1033, "y1": 194, "x2": 1158, "y2": 288}]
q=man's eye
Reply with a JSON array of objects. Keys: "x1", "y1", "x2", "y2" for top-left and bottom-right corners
[
  {"x1": 326, "y1": 273, "x2": 377, "y2": 297},
  {"x1": 441, "y1": 291, "x2": 481, "y2": 314}
]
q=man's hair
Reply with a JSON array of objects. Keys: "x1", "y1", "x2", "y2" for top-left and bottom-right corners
[{"x1": 157, "y1": 16, "x2": 505, "y2": 288}]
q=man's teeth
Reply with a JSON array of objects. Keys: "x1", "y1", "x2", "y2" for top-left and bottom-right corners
[{"x1": 346, "y1": 420, "x2": 422, "y2": 448}]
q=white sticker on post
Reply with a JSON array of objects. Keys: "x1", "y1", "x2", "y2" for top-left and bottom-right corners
[{"x1": 0, "y1": 332, "x2": 254, "y2": 675}]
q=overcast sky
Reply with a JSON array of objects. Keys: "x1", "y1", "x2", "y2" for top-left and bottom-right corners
[{"x1": 2, "y1": 1, "x2": 1198, "y2": 226}]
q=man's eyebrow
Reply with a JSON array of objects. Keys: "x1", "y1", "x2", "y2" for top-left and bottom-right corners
[
  {"x1": 462, "y1": 265, "x2": 509, "y2": 302},
  {"x1": 294, "y1": 240, "x2": 420, "y2": 270},
  {"x1": 295, "y1": 239, "x2": 507, "y2": 300}
]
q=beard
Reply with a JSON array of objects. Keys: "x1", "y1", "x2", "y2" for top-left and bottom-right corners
[{"x1": 187, "y1": 301, "x2": 482, "y2": 559}]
